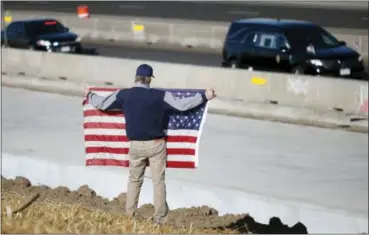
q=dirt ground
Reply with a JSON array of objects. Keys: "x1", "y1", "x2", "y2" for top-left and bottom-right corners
[{"x1": 1, "y1": 175, "x2": 308, "y2": 234}]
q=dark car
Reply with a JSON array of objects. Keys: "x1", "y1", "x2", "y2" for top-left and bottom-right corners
[
  {"x1": 1, "y1": 18, "x2": 82, "y2": 54},
  {"x1": 221, "y1": 18, "x2": 365, "y2": 79}
]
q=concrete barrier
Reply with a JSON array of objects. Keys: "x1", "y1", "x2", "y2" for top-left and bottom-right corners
[
  {"x1": 2, "y1": 48, "x2": 368, "y2": 118},
  {"x1": 238, "y1": 1, "x2": 368, "y2": 9},
  {"x1": 2, "y1": 11, "x2": 368, "y2": 55}
]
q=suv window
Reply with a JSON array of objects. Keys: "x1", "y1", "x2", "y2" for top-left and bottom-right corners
[
  {"x1": 245, "y1": 31, "x2": 289, "y2": 49},
  {"x1": 321, "y1": 34, "x2": 337, "y2": 46},
  {"x1": 226, "y1": 23, "x2": 248, "y2": 43},
  {"x1": 285, "y1": 26, "x2": 340, "y2": 49},
  {"x1": 276, "y1": 34, "x2": 290, "y2": 49}
]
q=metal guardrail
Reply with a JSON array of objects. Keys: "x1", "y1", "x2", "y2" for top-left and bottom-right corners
[{"x1": 3, "y1": 11, "x2": 369, "y2": 55}]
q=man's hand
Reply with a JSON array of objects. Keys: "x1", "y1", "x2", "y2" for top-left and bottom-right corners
[
  {"x1": 83, "y1": 84, "x2": 91, "y2": 97},
  {"x1": 82, "y1": 84, "x2": 92, "y2": 105},
  {"x1": 205, "y1": 88, "x2": 216, "y2": 100}
]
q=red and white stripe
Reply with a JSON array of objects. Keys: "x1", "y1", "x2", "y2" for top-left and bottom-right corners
[{"x1": 83, "y1": 87, "x2": 207, "y2": 169}]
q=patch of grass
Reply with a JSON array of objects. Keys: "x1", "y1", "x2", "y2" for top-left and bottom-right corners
[{"x1": 1, "y1": 192, "x2": 239, "y2": 234}]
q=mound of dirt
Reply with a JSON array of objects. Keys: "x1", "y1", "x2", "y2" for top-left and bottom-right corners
[{"x1": 1, "y1": 175, "x2": 308, "y2": 234}]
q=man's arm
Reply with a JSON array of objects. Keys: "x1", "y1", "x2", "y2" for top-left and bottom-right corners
[
  {"x1": 86, "y1": 89, "x2": 123, "y2": 111},
  {"x1": 163, "y1": 91, "x2": 207, "y2": 112}
]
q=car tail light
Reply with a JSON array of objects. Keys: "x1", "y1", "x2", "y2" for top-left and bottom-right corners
[{"x1": 44, "y1": 21, "x2": 57, "y2": 25}]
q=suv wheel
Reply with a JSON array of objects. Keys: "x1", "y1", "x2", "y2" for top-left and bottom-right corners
[{"x1": 291, "y1": 65, "x2": 305, "y2": 74}]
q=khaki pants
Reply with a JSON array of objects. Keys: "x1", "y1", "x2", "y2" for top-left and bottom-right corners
[{"x1": 125, "y1": 138, "x2": 169, "y2": 222}]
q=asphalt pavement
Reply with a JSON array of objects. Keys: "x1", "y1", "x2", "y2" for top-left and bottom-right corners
[
  {"x1": 2, "y1": 1, "x2": 368, "y2": 29},
  {"x1": 81, "y1": 42, "x2": 368, "y2": 77},
  {"x1": 83, "y1": 42, "x2": 221, "y2": 67}
]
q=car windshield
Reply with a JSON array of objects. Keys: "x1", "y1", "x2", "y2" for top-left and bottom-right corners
[
  {"x1": 26, "y1": 20, "x2": 66, "y2": 36},
  {"x1": 285, "y1": 26, "x2": 341, "y2": 50}
]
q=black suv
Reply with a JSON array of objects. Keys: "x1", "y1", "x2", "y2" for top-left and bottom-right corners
[
  {"x1": 1, "y1": 18, "x2": 82, "y2": 54},
  {"x1": 221, "y1": 18, "x2": 365, "y2": 79}
]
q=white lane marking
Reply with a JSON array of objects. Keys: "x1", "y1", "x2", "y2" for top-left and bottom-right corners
[{"x1": 228, "y1": 10, "x2": 260, "y2": 16}]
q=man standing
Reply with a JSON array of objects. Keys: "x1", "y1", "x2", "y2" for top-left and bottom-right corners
[{"x1": 85, "y1": 64, "x2": 216, "y2": 224}]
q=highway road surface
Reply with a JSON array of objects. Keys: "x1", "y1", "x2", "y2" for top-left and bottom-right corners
[
  {"x1": 2, "y1": 1, "x2": 368, "y2": 29},
  {"x1": 80, "y1": 42, "x2": 368, "y2": 77},
  {"x1": 83, "y1": 42, "x2": 221, "y2": 67},
  {"x1": 2, "y1": 40, "x2": 362, "y2": 78},
  {"x1": 2, "y1": 86, "x2": 368, "y2": 217},
  {"x1": 4, "y1": 41, "x2": 367, "y2": 78}
]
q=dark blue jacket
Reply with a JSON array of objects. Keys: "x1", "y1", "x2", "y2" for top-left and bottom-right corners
[{"x1": 87, "y1": 83, "x2": 207, "y2": 141}]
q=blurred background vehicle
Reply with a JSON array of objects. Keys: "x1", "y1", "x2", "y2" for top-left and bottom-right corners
[
  {"x1": 1, "y1": 18, "x2": 83, "y2": 54},
  {"x1": 221, "y1": 18, "x2": 365, "y2": 79}
]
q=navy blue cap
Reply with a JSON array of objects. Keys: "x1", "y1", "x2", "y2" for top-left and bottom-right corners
[{"x1": 136, "y1": 64, "x2": 154, "y2": 78}]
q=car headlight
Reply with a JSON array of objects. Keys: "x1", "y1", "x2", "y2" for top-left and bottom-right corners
[
  {"x1": 36, "y1": 40, "x2": 51, "y2": 47},
  {"x1": 310, "y1": 59, "x2": 323, "y2": 66},
  {"x1": 75, "y1": 36, "x2": 82, "y2": 42},
  {"x1": 358, "y1": 56, "x2": 363, "y2": 62}
]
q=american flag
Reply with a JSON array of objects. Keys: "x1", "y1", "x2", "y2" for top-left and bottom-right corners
[{"x1": 82, "y1": 87, "x2": 209, "y2": 169}]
